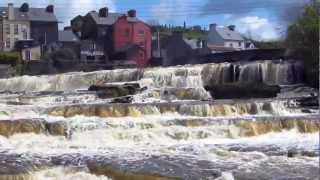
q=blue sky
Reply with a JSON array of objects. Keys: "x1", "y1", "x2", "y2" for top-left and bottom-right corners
[{"x1": 0, "y1": 0, "x2": 310, "y2": 40}]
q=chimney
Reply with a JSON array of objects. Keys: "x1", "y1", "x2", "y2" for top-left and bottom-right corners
[
  {"x1": 228, "y1": 25, "x2": 236, "y2": 31},
  {"x1": 128, "y1": 9, "x2": 136, "y2": 17},
  {"x1": 8, "y1": 3, "x2": 14, "y2": 20},
  {"x1": 20, "y1": 3, "x2": 29, "y2": 12},
  {"x1": 99, "y1": 7, "x2": 108, "y2": 17},
  {"x1": 46, "y1": 5, "x2": 54, "y2": 13},
  {"x1": 209, "y1": 23, "x2": 217, "y2": 31}
]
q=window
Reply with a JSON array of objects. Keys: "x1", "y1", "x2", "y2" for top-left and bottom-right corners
[
  {"x1": 138, "y1": 30, "x2": 144, "y2": 35},
  {"x1": 5, "y1": 39, "x2": 10, "y2": 48},
  {"x1": 25, "y1": 50, "x2": 31, "y2": 61},
  {"x1": 238, "y1": 42, "x2": 242, "y2": 47},
  {"x1": 22, "y1": 28, "x2": 28, "y2": 39},
  {"x1": 139, "y1": 42, "x2": 144, "y2": 47},
  {"x1": 14, "y1": 24, "x2": 18, "y2": 35},
  {"x1": 6, "y1": 24, "x2": 10, "y2": 34},
  {"x1": 124, "y1": 28, "x2": 130, "y2": 37},
  {"x1": 230, "y1": 43, "x2": 233, "y2": 47}
]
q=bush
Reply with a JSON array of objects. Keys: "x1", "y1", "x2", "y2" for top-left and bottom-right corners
[
  {"x1": 43, "y1": 48, "x2": 77, "y2": 62},
  {"x1": 0, "y1": 52, "x2": 21, "y2": 64},
  {"x1": 286, "y1": 4, "x2": 319, "y2": 88}
]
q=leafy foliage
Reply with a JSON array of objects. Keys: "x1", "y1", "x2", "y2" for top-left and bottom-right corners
[
  {"x1": 43, "y1": 48, "x2": 77, "y2": 62},
  {"x1": 0, "y1": 52, "x2": 21, "y2": 64},
  {"x1": 286, "y1": 4, "x2": 319, "y2": 88}
]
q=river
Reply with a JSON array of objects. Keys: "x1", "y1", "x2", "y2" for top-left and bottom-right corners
[{"x1": 0, "y1": 61, "x2": 319, "y2": 180}]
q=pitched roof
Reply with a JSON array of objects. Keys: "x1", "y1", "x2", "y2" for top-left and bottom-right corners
[
  {"x1": 88, "y1": 11, "x2": 141, "y2": 25},
  {"x1": 215, "y1": 27, "x2": 244, "y2": 41},
  {"x1": 58, "y1": 30, "x2": 79, "y2": 42},
  {"x1": 183, "y1": 38, "x2": 202, "y2": 49},
  {"x1": 0, "y1": 7, "x2": 58, "y2": 22},
  {"x1": 88, "y1": 11, "x2": 123, "y2": 25}
]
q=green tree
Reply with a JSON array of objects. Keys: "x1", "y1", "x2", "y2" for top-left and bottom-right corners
[{"x1": 286, "y1": 4, "x2": 319, "y2": 88}]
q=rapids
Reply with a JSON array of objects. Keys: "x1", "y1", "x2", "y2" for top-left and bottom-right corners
[{"x1": 0, "y1": 62, "x2": 318, "y2": 179}]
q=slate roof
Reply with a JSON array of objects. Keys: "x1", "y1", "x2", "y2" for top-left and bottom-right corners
[
  {"x1": 0, "y1": 7, "x2": 58, "y2": 22},
  {"x1": 88, "y1": 11, "x2": 141, "y2": 25},
  {"x1": 184, "y1": 39, "x2": 201, "y2": 49},
  {"x1": 88, "y1": 11, "x2": 123, "y2": 25},
  {"x1": 215, "y1": 27, "x2": 244, "y2": 41},
  {"x1": 59, "y1": 30, "x2": 79, "y2": 42}
]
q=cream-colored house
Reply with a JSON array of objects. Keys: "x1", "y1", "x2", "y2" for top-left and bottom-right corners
[{"x1": 1, "y1": 3, "x2": 31, "y2": 51}]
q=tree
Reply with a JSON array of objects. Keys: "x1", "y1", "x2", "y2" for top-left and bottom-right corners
[{"x1": 286, "y1": 4, "x2": 319, "y2": 88}]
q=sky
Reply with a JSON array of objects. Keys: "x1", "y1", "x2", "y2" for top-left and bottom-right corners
[{"x1": 0, "y1": 0, "x2": 311, "y2": 41}]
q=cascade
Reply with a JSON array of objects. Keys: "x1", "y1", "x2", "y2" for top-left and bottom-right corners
[{"x1": 0, "y1": 61, "x2": 318, "y2": 179}]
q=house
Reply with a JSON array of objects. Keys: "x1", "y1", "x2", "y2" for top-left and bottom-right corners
[
  {"x1": 58, "y1": 30, "x2": 80, "y2": 58},
  {"x1": 71, "y1": 8, "x2": 122, "y2": 62},
  {"x1": 207, "y1": 24, "x2": 245, "y2": 53},
  {"x1": 80, "y1": 39, "x2": 105, "y2": 63},
  {"x1": 15, "y1": 40, "x2": 41, "y2": 61},
  {"x1": 71, "y1": 8, "x2": 152, "y2": 67},
  {"x1": 0, "y1": 3, "x2": 58, "y2": 52},
  {"x1": 113, "y1": 10, "x2": 152, "y2": 67},
  {"x1": 161, "y1": 31, "x2": 195, "y2": 66},
  {"x1": 245, "y1": 41, "x2": 256, "y2": 50}
]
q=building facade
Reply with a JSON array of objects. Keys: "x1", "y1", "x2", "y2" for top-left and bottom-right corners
[
  {"x1": 207, "y1": 24, "x2": 246, "y2": 53},
  {"x1": 113, "y1": 10, "x2": 152, "y2": 67},
  {"x1": 0, "y1": 3, "x2": 58, "y2": 52},
  {"x1": 71, "y1": 8, "x2": 152, "y2": 66}
]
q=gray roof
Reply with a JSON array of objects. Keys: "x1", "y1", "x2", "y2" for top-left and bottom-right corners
[
  {"x1": 59, "y1": 30, "x2": 79, "y2": 42},
  {"x1": 0, "y1": 7, "x2": 58, "y2": 22},
  {"x1": 215, "y1": 27, "x2": 244, "y2": 41},
  {"x1": 89, "y1": 11, "x2": 123, "y2": 25},
  {"x1": 184, "y1": 38, "x2": 201, "y2": 49},
  {"x1": 88, "y1": 11, "x2": 141, "y2": 25}
]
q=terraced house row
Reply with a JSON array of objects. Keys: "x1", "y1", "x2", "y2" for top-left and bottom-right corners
[{"x1": 0, "y1": 3, "x2": 152, "y2": 67}]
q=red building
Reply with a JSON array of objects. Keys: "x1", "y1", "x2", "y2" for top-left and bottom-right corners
[{"x1": 113, "y1": 10, "x2": 152, "y2": 67}]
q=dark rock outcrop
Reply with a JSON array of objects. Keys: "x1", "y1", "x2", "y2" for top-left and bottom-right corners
[
  {"x1": 89, "y1": 83, "x2": 145, "y2": 99},
  {"x1": 205, "y1": 83, "x2": 281, "y2": 99}
]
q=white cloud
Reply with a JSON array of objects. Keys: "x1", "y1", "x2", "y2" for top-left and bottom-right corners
[{"x1": 234, "y1": 16, "x2": 281, "y2": 41}]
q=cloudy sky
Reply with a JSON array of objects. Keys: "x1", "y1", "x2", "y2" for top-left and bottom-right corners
[{"x1": 0, "y1": 0, "x2": 310, "y2": 40}]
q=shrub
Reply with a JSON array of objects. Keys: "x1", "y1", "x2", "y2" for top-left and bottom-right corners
[{"x1": 0, "y1": 52, "x2": 21, "y2": 64}]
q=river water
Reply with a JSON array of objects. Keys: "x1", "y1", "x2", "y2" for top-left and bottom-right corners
[{"x1": 0, "y1": 61, "x2": 319, "y2": 180}]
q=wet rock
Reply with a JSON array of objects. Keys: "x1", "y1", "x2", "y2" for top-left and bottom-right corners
[
  {"x1": 110, "y1": 96, "x2": 134, "y2": 103},
  {"x1": 160, "y1": 88, "x2": 212, "y2": 101},
  {"x1": 297, "y1": 96, "x2": 319, "y2": 107},
  {"x1": 89, "y1": 83, "x2": 145, "y2": 99},
  {"x1": 205, "y1": 83, "x2": 280, "y2": 99},
  {"x1": 88, "y1": 163, "x2": 176, "y2": 180},
  {"x1": 46, "y1": 121, "x2": 70, "y2": 137},
  {"x1": 0, "y1": 119, "x2": 46, "y2": 137}
]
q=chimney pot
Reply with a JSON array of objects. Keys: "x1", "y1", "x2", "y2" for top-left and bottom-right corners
[
  {"x1": 228, "y1": 25, "x2": 236, "y2": 31},
  {"x1": 46, "y1": 5, "x2": 54, "y2": 13},
  {"x1": 99, "y1": 7, "x2": 108, "y2": 17},
  {"x1": 20, "y1": 3, "x2": 29, "y2": 12},
  {"x1": 128, "y1": 9, "x2": 136, "y2": 17}
]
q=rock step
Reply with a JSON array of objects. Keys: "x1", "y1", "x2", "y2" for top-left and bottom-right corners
[{"x1": 0, "y1": 119, "x2": 69, "y2": 137}]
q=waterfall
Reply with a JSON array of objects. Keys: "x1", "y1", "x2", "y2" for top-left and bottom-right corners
[{"x1": 0, "y1": 61, "x2": 303, "y2": 93}]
